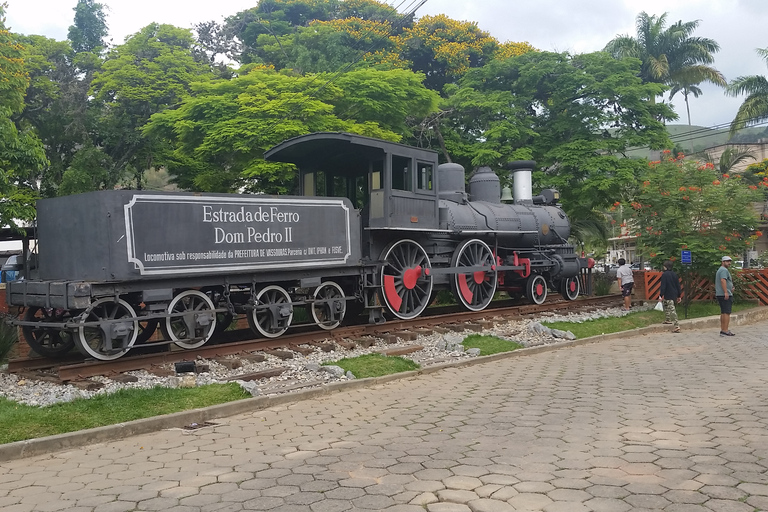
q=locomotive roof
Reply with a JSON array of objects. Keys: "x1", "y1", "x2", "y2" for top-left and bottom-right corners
[{"x1": 265, "y1": 132, "x2": 438, "y2": 168}]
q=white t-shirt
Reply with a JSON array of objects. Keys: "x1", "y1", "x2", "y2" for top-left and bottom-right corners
[{"x1": 616, "y1": 265, "x2": 634, "y2": 286}]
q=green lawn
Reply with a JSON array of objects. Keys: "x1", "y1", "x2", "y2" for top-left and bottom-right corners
[
  {"x1": 544, "y1": 301, "x2": 757, "y2": 339},
  {"x1": 0, "y1": 383, "x2": 249, "y2": 445},
  {"x1": 461, "y1": 334, "x2": 522, "y2": 356},
  {"x1": 325, "y1": 353, "x2": 420, "y2": 378}
]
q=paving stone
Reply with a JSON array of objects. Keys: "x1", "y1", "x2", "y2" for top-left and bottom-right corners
[
  {"x1": 308, "y1": 499, "x2": 352, "y2": 512},
  {"x1": 463, "y1": 498, "x2": 516, "y2": 512},
  {"x1": 542, "y1": 502, "x2": 589, "y2": 512},
  {"x1": 702, "y1": 500, "x2": 754, "y2": 512},
  {"x1": 5, "y1": 319, "x2": 768, "y2": 512},
  {"x1": 443, "y1": 476, "x2": 483, "y2": 491},
  {"x1": 582, "y1": 497, "x2": 632, "y2": 512},
  {"x1": 409, "y1": 492, "x2": 438, "y2": 506},
  {"x1": 426, "y1": 504, "x2": 472, "y2": 512},
  {"x1": 623, "y1": 494, "x2": 671, "y2": 509},
  {"x1": 436, "y1": 489, "x2": 480, "y2": 504},
  {"x1": 474, "y1": 485, "x2": 502, "y2": 498},
  {"x1": 352, "y1": 494, "x2": 395, "y2": 509},
  {"x1": 507, "y1": 493, "x2": 554, "y2": 510}
]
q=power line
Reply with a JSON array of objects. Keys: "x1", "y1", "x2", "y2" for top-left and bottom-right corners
[{"x1": 626, "y1": 115, "x2": 768, "y2": 153}]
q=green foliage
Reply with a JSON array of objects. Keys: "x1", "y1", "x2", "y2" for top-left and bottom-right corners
[
  {"x1": 67, "y1": 0, "x2": 108, "y2": 54},
  {"x1": 0, "y1": 5, "x2": 45, "y2": 226},
  {"x1": 728, "y1": 48, "x2": 768, "y2": 133},
  {"x1": 544, "y1": 300, "x2": 756, "y2": 339},
  {"x1": 59, "y1": 141, "x2": 116, "y2": 195},
  {"x1": 435, "y1": 51, "x2": 673, "y2": 220},
  {"x1": 325, "y1": 353, "x2": 419, "y2": 378},
  {"x1": 397, "y1": 14, "x2": 499, "y2": 92},
  {"x1": 461, "y1": 334, "x2": 522, "y2": 356},
  {"x1": 226, "y1": 0, "x2": 407, "y2": 66},
  {"x1": 145, "y1": 67, "x2": 435, "y2": 193},
  {"x1": 630, "y1": 153, "x2": 762, "y2": 276},
  {"x1": 593, "y1": 273, "x2": 614, "y2": 296},
  {"x1": 0, "y1": 314, "x2": 18, "y2": 363},
  {"x1": 89, "y1": 23, "x2": 213, "y2": 190},
  {"x1": 0, "y1": 384, "x2": 249, "y2": 444}
]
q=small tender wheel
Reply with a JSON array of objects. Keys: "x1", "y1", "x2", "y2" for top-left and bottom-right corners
[
  {"x1": 22, "y1": 307, "x2": 76, "y2": 358},
  {"x1": 526, "y1": 274, "x2": 548, "y2": 305},
  {"x1": 380, "y1": 239, "x2": 433, "y2": 320},
  {"x1": 451, "y1": 239, "x2": 497, "y2": 311},
  {"x1": 162, "y1": 290, "x2": 217, "y2": 349},
  {"x1": 248, "y1": 285, "x2": 293, "y2": 338},
  {"x1": 311, "y1": 281, "x2": 347, "y2": 330},
  {"x1": 560, "y1": 276, "x2": 580, "y2": 301},
  {"x1": 75, "y1": 298, "x2": 138, "y2": 361}
]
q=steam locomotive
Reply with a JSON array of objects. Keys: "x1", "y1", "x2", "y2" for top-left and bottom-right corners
[{"x1": 7, "y1": 132, "x2": 591, "y2": 361}]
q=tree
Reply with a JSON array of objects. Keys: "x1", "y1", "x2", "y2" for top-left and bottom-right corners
[
  {"x1": 397, "y1": 14, "x2": 498, "y2": 92},
  {"x1": 224, "y1": 0, "x2": 407, "y2": 65},
  {"x1": 252, "y1": 17, "x2": 400, "y2": 73},
  {"x1": 0, "y1": 3, "x2": 46, "y2": 226},
  {"x1": 727, "y1": 48, "x2": 768, "y2": 134},
  {"x1": 144, "y1": 67, "x2": 436, "y2": 194},
  {"x1": 604, "y1": 11, "x2": 725, "y2": 119},
  {"x1": 631, "y1": 152, "x2": 762, "y2": 301},
  {"x1": 432, "y1": 51, "x2": 674, "y2": 224},
  {"x1": 89, "y1": 23, "x2": 212, "y2": 189},
  {"x1": 15, "y1": 34, "x2": 83, "y2": 196},
  {"x1": 67, "y1": 0, "x2": 108, "y2": 54},
  {"x1": 702, "y1": 146, "x2": 756, "y2": 175}
]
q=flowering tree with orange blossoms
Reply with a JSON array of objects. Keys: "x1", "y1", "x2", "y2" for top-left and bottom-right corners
[{"x1": 630, "y1": 151, "x2": 762, "y2": 301}]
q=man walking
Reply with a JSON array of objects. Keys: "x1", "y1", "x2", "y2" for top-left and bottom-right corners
[
  {"x1": 716, "y1": 256, "x2": 735, "y2": 336},
  {"x1": 659, "y1": 260, "x2": 682, "y2": 333},
  {"x1": 616, "y1": 258, "x2": 634, "y2": 311}
]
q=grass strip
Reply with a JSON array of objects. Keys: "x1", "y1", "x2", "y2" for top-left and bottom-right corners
[
  {"x1": 461, "y1": 334, "x2": 522, "y2": 356},
  {"x1": 326, "y1": 353, "x2": 419, "y2": 379},
  {"x1": 0, "y1": 383, "x2": 249, "y2": 445},
  {"x1": 544, "y1": 301, "x2": 756, "y2": 339}
]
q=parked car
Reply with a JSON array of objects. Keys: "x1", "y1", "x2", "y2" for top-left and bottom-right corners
[
  {"x1": 630, "y1": 262, "x2": 652, "y2": 271},
  {"x1": 1, "y1": 254, "x2": 22, "y2": 283}
]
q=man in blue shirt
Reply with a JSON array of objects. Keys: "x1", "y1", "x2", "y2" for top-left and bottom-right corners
[{"x1": 715, "y1": 256, "x2": 735, "y2": 336}]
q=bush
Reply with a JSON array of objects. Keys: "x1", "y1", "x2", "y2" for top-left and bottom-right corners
[
  {"x1": 593, "y1": 272, "x2": 614, "y2": 296},
  {"x1": 0, "y1": 314, "x2": 18, "y2": 363}
]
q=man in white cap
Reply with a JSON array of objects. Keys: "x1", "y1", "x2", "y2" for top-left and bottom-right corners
[{"x1": 715, "y1": 256, "x2": 735, "y2": 336}]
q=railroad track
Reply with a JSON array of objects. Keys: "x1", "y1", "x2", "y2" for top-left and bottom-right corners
[{"x1": 8, "y1": 295, "x2": 623, "y2": 382}]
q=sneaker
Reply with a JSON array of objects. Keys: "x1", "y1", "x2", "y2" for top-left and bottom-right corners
[{"x1": 720, "y1": 331, "x2": 735, "y2": 336}]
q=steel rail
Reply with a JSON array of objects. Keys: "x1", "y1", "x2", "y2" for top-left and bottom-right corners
[{"x1": 8, "y1": 295, "x2": 621, "y2": 380}]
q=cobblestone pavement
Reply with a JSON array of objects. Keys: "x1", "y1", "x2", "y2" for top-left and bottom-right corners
[{"x1": 2, "y1": 321, "x2": 768, "y2": 512}]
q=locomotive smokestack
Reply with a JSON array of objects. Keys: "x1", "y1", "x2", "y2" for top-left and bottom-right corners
[{"x1": 505, "y1": 160, "x2": 536, "y2": 204}]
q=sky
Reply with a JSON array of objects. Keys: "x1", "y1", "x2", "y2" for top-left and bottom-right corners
[{"x1": 6, "y1": 0, "x2": 768, "y2": 128}]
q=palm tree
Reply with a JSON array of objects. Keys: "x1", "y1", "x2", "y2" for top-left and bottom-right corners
[
  {"x1": 703, "y1": 146, "x2": 756, "y2": 175},
  {"x1": 727, "y1": 48, "x2": 768, "y2": 134},
  {"x1": 604, "y1": 12, "x2": 725, "y2": 120}
]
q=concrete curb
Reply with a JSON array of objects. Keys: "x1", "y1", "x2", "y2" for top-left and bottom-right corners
[{"x1": 2, "y1": 306, "x2": 766, "y2": 462}]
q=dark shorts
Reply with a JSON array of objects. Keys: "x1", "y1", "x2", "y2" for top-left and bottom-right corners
[
  {"x1": 621, "y1": 283, "x2": 634, "y2": 297},
  {"x1": 717, "y1": 296, "x2": 733, "y2": 314}
]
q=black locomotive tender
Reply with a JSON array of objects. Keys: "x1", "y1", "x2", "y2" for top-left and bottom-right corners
[{"x1": 9, "y1": 133, "x2": 591, "y2": 361}]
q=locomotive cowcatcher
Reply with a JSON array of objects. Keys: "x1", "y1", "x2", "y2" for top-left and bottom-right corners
[{"x1": 7, "y1": 132, "x2": 591, "y2": 361}]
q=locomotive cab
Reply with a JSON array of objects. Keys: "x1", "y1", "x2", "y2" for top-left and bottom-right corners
[{"x1": 266, "y1": 132, "x2": 441, "y2": 235}]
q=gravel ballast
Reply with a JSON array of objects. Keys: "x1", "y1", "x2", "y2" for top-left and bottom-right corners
[{"x1": 0, "y1": 305, "x2": 650, "y2": 407}]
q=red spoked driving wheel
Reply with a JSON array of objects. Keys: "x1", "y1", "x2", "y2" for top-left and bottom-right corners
[
  {"x1": 451, "y1": 239, "x2": 497, "y2": 311},
  {"x1": 380, "y1": 239, "x2": 433, "y2": 320}
]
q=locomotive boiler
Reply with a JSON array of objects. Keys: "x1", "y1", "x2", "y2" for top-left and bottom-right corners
[{"x1": 8, "y1": 132, "x2": 590, "y2": 361}]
